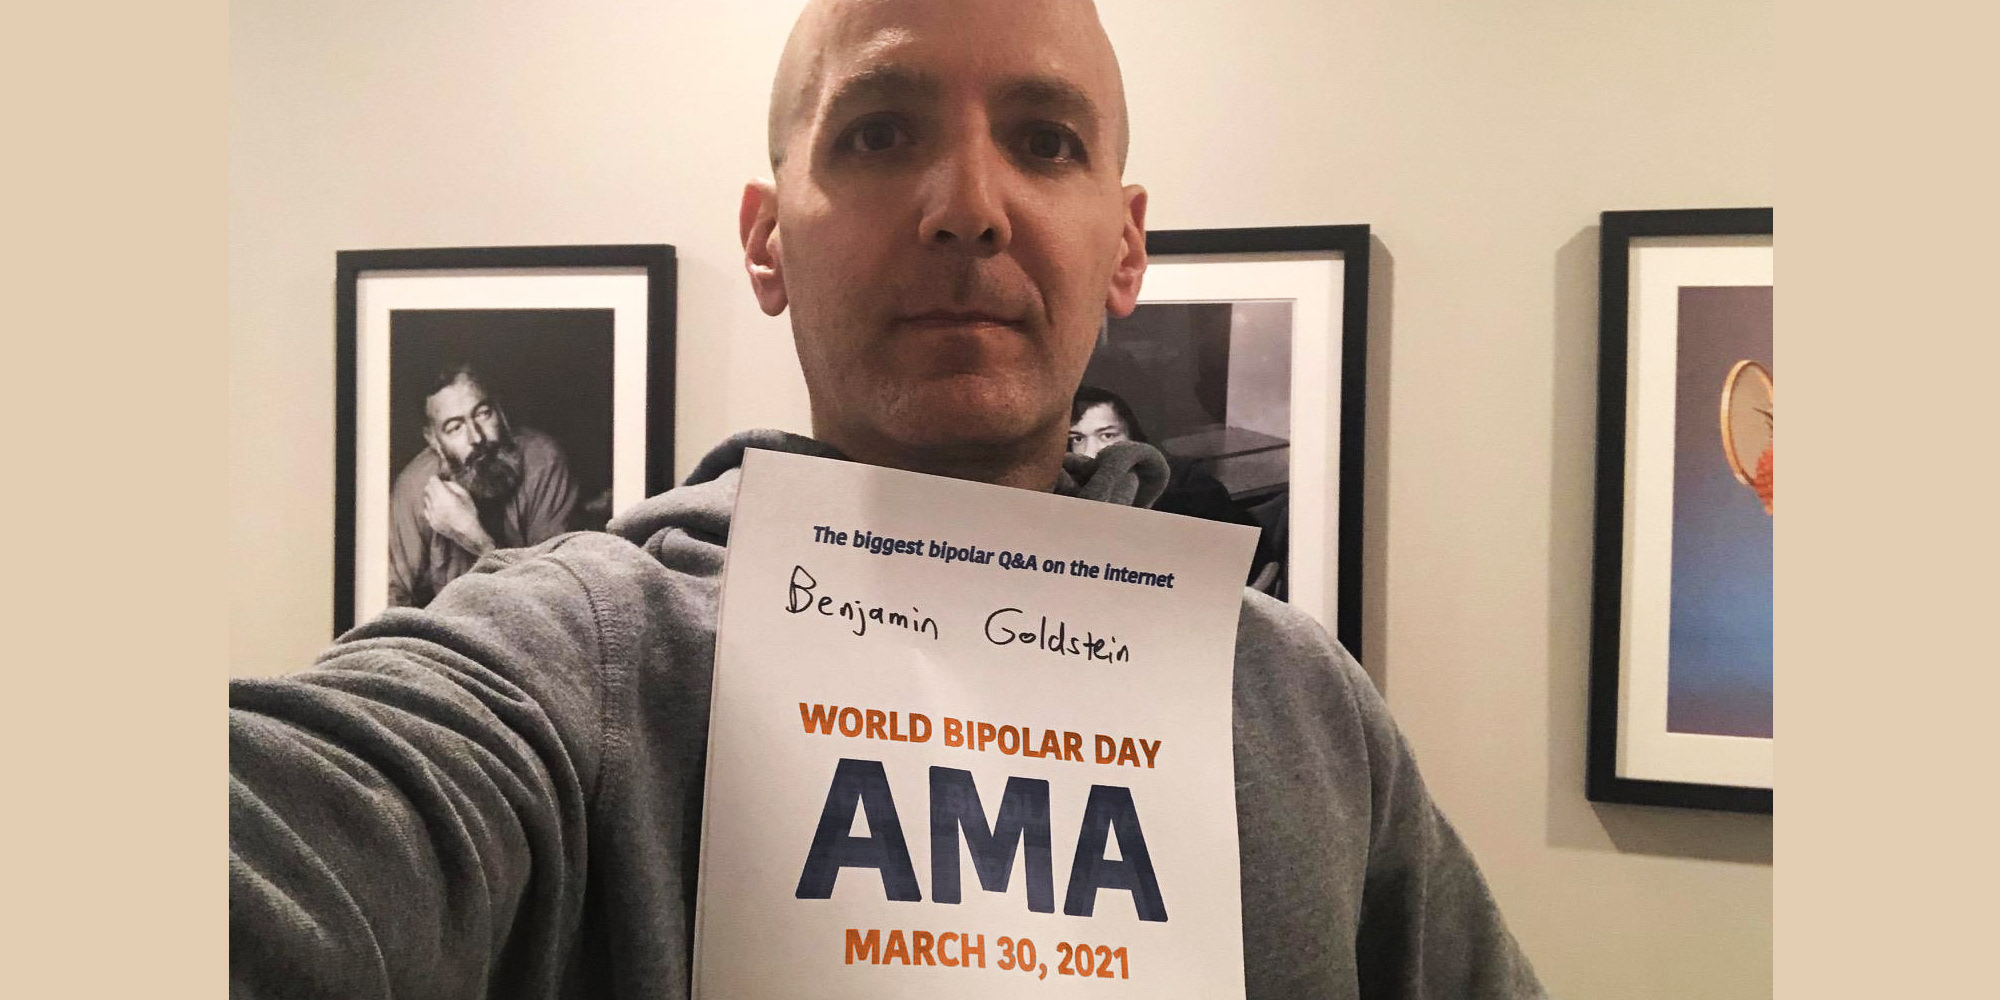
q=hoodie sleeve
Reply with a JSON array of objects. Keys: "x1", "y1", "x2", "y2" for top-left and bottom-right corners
[
  {"x1": 228, "y1": 533, "x2": 638, "y2": 1000},
  {"x1": 1335, "y1": 644, "x2": 1547, "y2": 1000}
]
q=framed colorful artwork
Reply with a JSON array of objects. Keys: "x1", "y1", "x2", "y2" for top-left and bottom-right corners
[
  {"x1": 333, "y1": 244, "x2": 676, "y2": 634},
  {"x1": 1071, "y1": 225, "x2": 1368, "y2": 652},
  {"x1": 1587, "y1": 208, "x2": 1773, "y2": 813}
]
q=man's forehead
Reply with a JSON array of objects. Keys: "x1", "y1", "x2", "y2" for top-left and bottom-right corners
[
  {"x1": 1075, "y1": 405, "x2": 1120, "y2": 429},
  {"x1": 772, "y1": 0, "x2": 1126, "y2": 168},
  {"x1": 427, "y1": 378, "x2": 487, "y2": 416},
  {"x1": 809, "y1": 0, "x2": 1112, "y2": 99},
  {"x1": 808, "y1": 0, "x2": 1103, "y2": 45}
]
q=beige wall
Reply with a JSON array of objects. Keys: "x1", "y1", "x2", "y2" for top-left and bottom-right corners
[{"x1": 230, "y1": 1, "x2": 1772, "y2": 996}]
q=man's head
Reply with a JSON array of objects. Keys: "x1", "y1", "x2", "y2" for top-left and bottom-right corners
[
  {"x1": 421, "y1": 363, "x2": 524, "y2": 501},
  {"x1": 741, "y1": 0, "x2": 1147, "y2": 479},
  {"x1": 1067, "y1": 384, "x2": 1145, "y2": 459}
]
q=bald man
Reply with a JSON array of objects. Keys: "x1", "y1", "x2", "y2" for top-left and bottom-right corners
[{"x1": 229, "y1": 2, "x2": 1545, "y2": 998}]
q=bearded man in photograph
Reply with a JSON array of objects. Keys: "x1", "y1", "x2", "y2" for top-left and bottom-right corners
[{"x1": 386, "y1": 361, "x2": 578, "y2": 608}]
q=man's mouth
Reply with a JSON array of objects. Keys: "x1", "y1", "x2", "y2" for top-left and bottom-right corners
[{"x1": 897, "y1": 309, "x2": 1025, "y2": 329}]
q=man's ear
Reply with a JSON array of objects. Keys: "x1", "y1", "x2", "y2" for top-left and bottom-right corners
[
  {"x1": 740, "y1": 179, "x2": 788, "y2": 316},
  {"x1": 1104, "y1": 185, "x2": 1149, "y2": 318}
]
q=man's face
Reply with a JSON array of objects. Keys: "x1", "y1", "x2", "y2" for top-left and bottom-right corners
[
  {"x1": 423, "y1": 376, "x2": 522, "y2": 500},
  {"x1": 747, "y1": 0, "x2": 1147, "y2": 458},
  {"x1": 1067, "y1": 402, "x2": 1129, "y2": 459}
]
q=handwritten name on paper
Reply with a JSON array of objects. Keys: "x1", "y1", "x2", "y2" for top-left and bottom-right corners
[
  {"x1": 785, "y1": 565, "x2": 1138, "y2": 661},
  {"x1": 786, "y1": 565, "x2": 942, "y2": 640}
]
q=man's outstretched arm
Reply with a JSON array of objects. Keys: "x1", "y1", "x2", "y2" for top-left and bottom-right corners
[{"x1": 229, "y1": 541, "x2": 619, "y2": 999}]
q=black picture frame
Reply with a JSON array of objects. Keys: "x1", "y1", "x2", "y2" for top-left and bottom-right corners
[
  {"x1": 1122, "y1": 224, "x2": 1369, "y2": 654},
  {"x1": 333, "y1": 244, "x2": 676, "y2": 635},
  {"x1": 1587, "y1": 208, "x2": 1773, "y2": 814}
]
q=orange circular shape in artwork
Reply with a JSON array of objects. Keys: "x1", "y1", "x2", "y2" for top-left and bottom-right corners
[{"x1": 1720, "y1": 359, "x2": 1774, "y2": 512}]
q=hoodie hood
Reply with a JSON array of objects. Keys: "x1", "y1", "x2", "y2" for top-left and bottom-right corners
[{"x1": 606, "y1": 429, "x2": 1168, "y2": 565}]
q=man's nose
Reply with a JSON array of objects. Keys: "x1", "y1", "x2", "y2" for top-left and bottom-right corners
[
  {"x1": 918, "y1": 138, "x2": 1011, "y2": 254},
  {"x1": 467, "y1": 421, "x2": 488, "y2": 445}
]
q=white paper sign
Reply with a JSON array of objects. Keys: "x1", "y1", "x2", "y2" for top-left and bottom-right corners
[{"x1": 693, "y1": 449, "x2": 1259, "y2": 999}]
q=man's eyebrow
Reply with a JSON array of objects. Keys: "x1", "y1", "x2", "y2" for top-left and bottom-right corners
[
  {"x1": 818, "y1": 64, "x2": 941, "y2": 120},
  {"x1": 993, "y1": 75, "x2": 1103, "y2": 131}
]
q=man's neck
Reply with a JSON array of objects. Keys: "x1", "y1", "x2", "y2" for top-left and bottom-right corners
[{"x1": 815, "y1": 422, "x2": 1067, "y2": 493}]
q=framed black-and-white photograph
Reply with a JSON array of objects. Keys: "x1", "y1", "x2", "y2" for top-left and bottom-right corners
[
  {"x1": 1588, "y1": 208, "x2": 1773, "y2": 813},
  {"x1": 1071, "y1": 225, "x2": 1367, "y2": 651},
  {"x1": 334, "y1": 244, "x2": 676, "y2": 634}
]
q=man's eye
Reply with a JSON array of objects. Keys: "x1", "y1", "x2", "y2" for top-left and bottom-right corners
[
  {"x1": 1023, "y1": 125, "x2": 1081, "y2": 163},
  {"x1": 843, "y1": 118, "x2": 906, "y2": 153}
]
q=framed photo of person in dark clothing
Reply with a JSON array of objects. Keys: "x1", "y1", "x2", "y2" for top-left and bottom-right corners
[
  {"x1": 334, "y1": 245, "x2": 676, "y2": 634},
  {"x1": 1074, "y1": 225, "x2": 1369, "y2": 652}
]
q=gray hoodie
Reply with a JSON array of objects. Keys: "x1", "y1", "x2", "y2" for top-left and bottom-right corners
[{"x1": 229, "y1": 431, "x2": 1545, "y2": 999}]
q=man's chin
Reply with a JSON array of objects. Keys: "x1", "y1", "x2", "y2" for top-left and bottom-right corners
[{"x1": 873, "y1": 376, "x2": 1057, "y2": 451}]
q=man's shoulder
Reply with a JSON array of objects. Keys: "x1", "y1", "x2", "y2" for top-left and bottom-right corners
[
  {"x1": 391, "y1": 448, "x2": 443, "y2": 502},
  {"x1": 1233, "y1": 588, "x2": 1371, "y2": 706},
  {"x1": 1236, "y1": 588, "x2": 1334, "y2": 656},
  {"x1": 514, "y1": 426, "x2": 567, "y2": 462}
]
